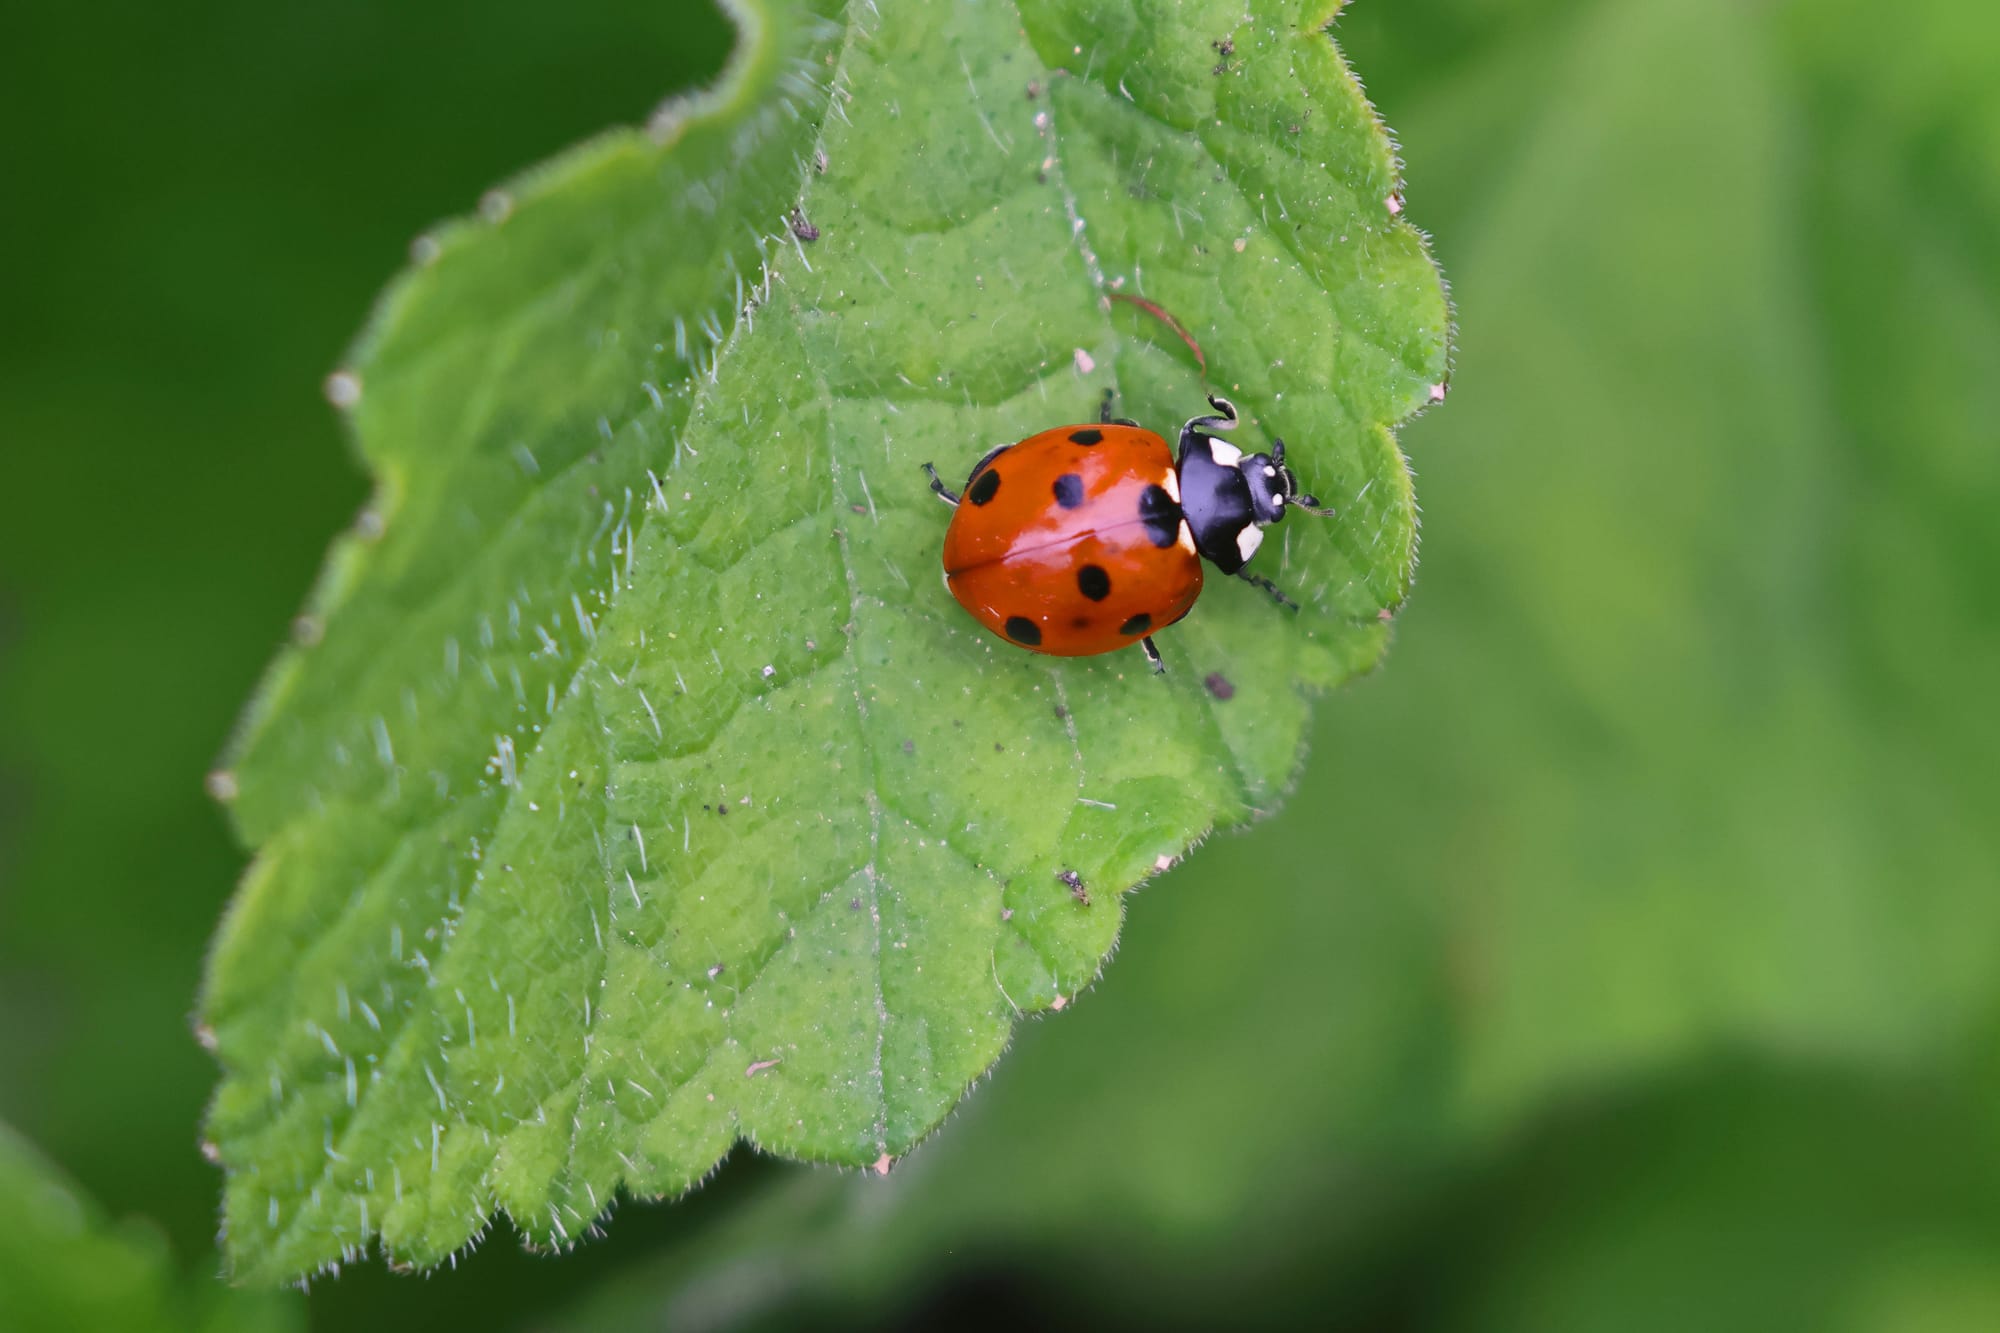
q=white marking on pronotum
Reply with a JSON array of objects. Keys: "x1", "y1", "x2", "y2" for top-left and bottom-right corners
[
  {"x1": 1208, "y1": 439, "x2": 1243, "y2": 467},
  {"x1": 1236, "y1": 526, "x2": 1266, "y2": 562}
]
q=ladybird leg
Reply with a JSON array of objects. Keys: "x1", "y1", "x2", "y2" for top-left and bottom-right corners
[
  {"x1": 1097, "y1": 386, "x2": 1139, "y2": 428},
  {"x1": 1181, "y1": 394, "x2": 1238, "y2": 440},
  {"x1": 921, "y1": 462, "x2": 960, "y2": 506},
  {"x1": 1140, "y1": 635, "x2": 1167, "y2": 674},
  {"x1": 1236, "y1": 569, "x2": 1300, "y2": 612}
]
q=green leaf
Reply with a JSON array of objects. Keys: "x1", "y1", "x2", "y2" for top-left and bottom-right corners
[
  {"x1": 198, "y1": 0, "x2": 1447, "y2": 1283},
  {"x1": 0, "y1": 1123, "x2": 300, "y2": 1333}
]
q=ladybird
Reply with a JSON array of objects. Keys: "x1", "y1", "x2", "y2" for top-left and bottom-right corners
[{"x1": 922, "y1": 393, "x2": 1330, "y2": 673}]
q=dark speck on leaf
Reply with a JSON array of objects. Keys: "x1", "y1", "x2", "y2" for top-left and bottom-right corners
[
  {"x1": 994, "y1": 742, "x2": 1004, "y2": 752},
  {"x1": 788, "y1": 208, "x2": 819, "y2": 241},
  {"x1": 850, "y1": 898, "x2": 863, "y2": 910},
  {"x1": 1053, "y1": 705, "x2": 1069, "y2": 721},
  {"x1": 716, "y1": 804, "x2": 729, "y2": 816},
  {"x1": 1204, "y1": 672, "x2": 1236, "y2": 701},
  {"x1": 902, "y1": 739, "x2": 915, "y2": 754},
  {"x1": 1057, "y1": 869, "x2": 1089, "y2": 905}
]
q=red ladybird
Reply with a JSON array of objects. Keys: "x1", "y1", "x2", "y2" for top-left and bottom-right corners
[{"x1": 923, "y1": 394, "x2": 1331, "y2": 672}]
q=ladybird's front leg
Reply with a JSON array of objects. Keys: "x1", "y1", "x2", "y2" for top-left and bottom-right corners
[
  {"x1": 1139, "y1": 635, "x2": 1167, "y2": 674},
  {"x1": 1097, "y1": 386, "x2": 1140, "y2": 428},
  {"x1": 921, "y1": 462, "x2": 960, "y2": 506}
]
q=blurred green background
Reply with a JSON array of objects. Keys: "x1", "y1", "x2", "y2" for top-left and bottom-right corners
[{"x1": 2, "y1": 0, "x2": 1996, "y2": 1328}]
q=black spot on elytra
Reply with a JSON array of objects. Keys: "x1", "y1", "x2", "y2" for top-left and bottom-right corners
[
  {"x1": 1005, "y1": 616, "x2": 1042, "y2": 646},
  {"x1": 1069, "y1": 428, "x2": 1104, "y2": 446},
  {"x1": 1138, "y1": 484, "x2": 1180, "y2": 547},
  {"x1": 1052, "y1": 473, "x2": 1085, "y2": 508},
  {"x1": 1120, "y1": 612, "x2": 1152, "y2": 635},
  {"x1": 1077, "y1": 564, "x2": 1111, "y2": 601},
  {"x1": 968, "y1": 469, "x2": 1002, "y2": 505}
]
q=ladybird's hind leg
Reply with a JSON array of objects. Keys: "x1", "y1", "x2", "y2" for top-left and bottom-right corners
[
  {"x1": 921, "y1": 462, "x2": 960, "y2": 506},
  {"x1": 1140, "y1": 635, "x2": 1167, "y2": 674},
  {"x1": 1237, "y1": 570, "x2": 1300, "y2": 612},
  {"x1": 1098, "y1": 386, "x2": 1140, "y2": 428}
]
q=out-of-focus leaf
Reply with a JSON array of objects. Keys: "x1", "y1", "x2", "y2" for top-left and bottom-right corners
[
  {"x1": 197, "y1": 0, "x2": 1447, "y2": 1284},
  {"x1": 1440, "y1": 1060, "x2": 2000, "y2": 1333},
  {"x1": 0, "y1": 1122, "x2": 300, "y2": 1333}
]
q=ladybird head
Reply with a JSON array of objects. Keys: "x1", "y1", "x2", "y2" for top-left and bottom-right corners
[{"x1": 1240, "y1": 438, "x2": 1328, "y2": 524}]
